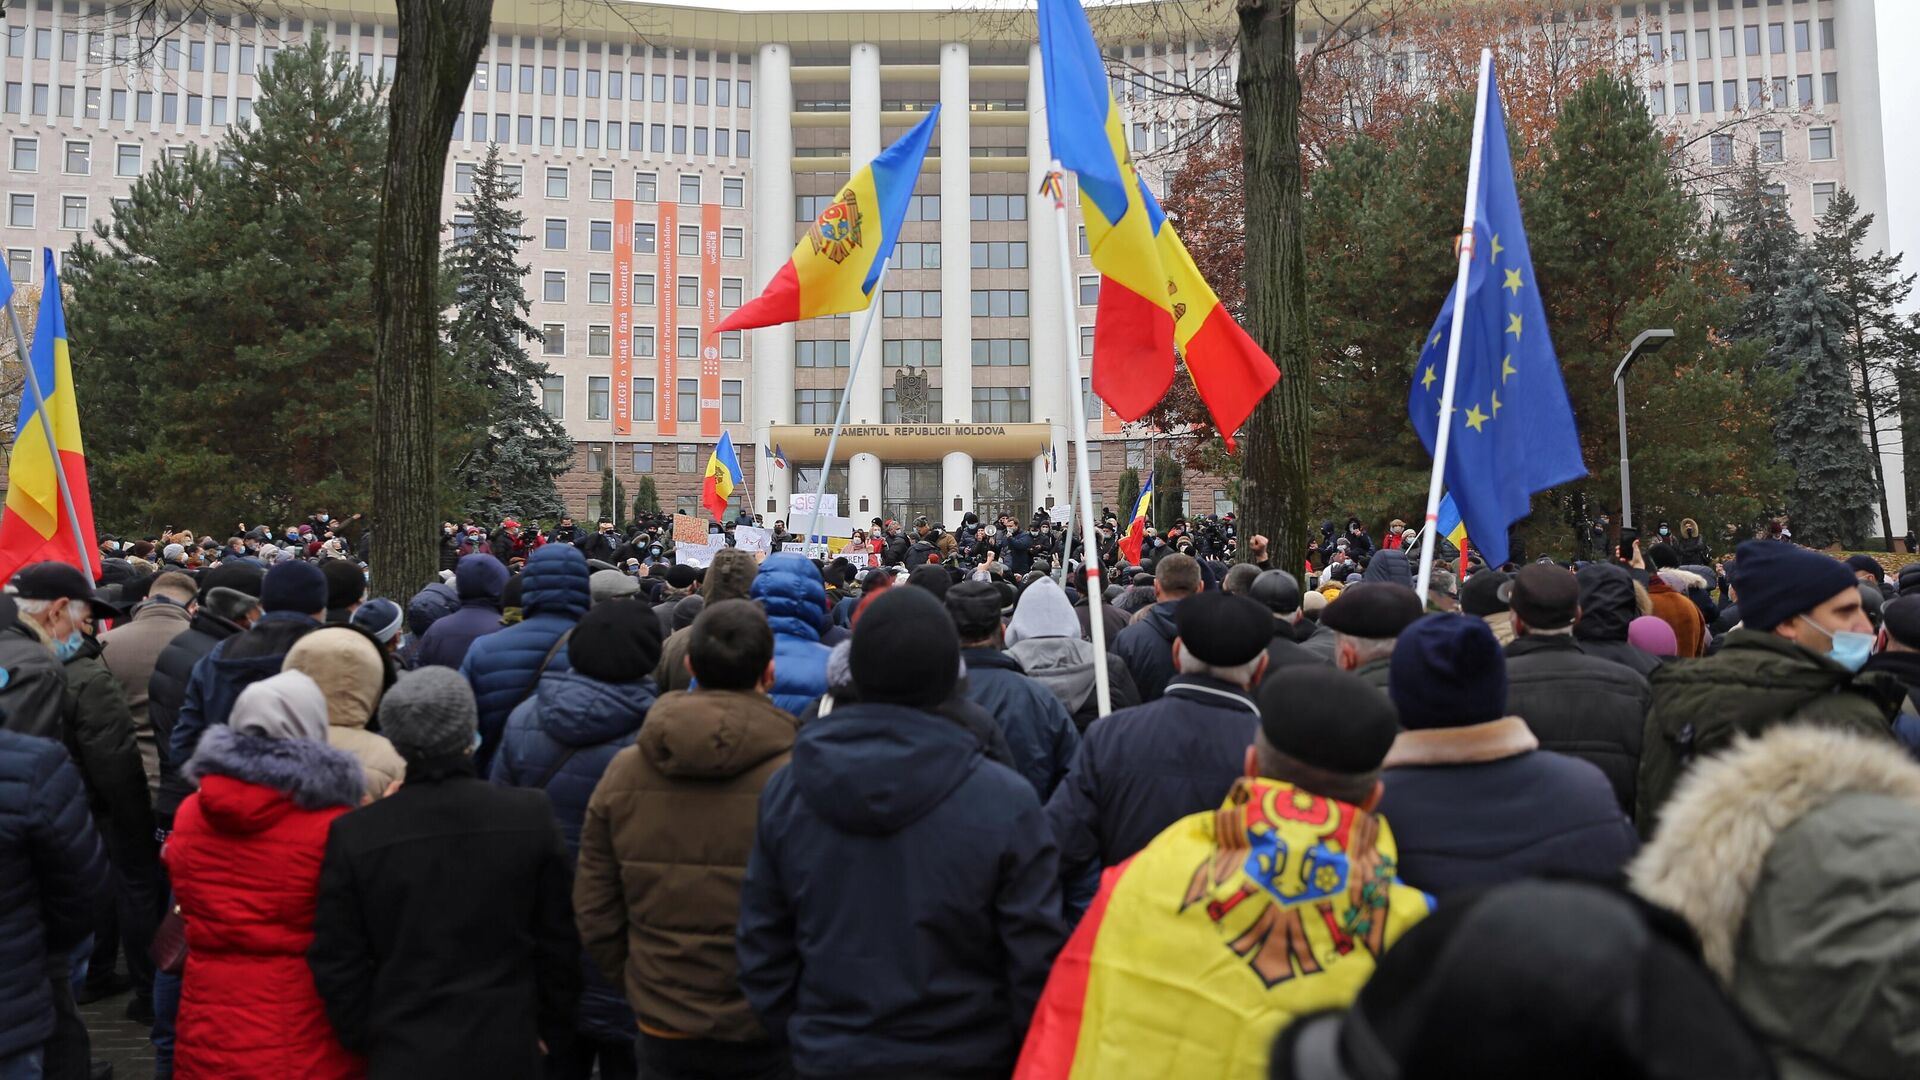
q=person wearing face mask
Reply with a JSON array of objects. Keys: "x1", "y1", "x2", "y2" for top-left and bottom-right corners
[{"x1": 1636, "y1": 541, "x2": 1903, "y2": 834}]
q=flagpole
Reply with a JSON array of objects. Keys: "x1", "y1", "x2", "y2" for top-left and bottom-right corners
[
  {"x1": 1415, "y1": 49, "x2": 1494, "y2": 598},
  {"x1": 4, "y1": 295, "x2": 93, "y2": 582},
  {"x1": 1045, "y1": 162, "x2": 1112, "y2": 718},
  {"x1": 802, "y1": 256, "x2": 890, "y2": 554}
]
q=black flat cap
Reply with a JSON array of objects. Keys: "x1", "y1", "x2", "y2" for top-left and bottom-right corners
[
  {"x1": 1319, "y1": 583, "x2": 1424, "y2": 638},
  {"x1": 1256, "y1": 666, "x2": 1399, "y2": 775},
  {"x1": 1173, "y1": 590, "x2": 1271, "y2": 666},
  {"x1": 1502, "y1": 563, "x2": 1579, "y2": 630},
  {"x1": 1460, "y1": 570, "x2": 1510, "y2": 617}
]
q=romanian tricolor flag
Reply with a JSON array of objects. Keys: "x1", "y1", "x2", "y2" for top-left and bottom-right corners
[
  {"x1": 1116, "y1": 475, "x2": 1152, "y2": 565},
  {"x1": 1436, "y1": 492, "x2": 1468, "y2": 549},
  {"x1": 716, "y1": 109, "x2": 939, "y2": 332},
  {"x1": 1038, "y1": 0, "x2": 1279, "y2": 451},
  {"x1": 1015, "y1": 779, "x2": 1432, "y2": 1080},
  {"x1": 701, "y1": 432, "x2": 743, "y2": 523},
  {"x1": 0, "y1": 251, "x2": 97, "y2": 584}
]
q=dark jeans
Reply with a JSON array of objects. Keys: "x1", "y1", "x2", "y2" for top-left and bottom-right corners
[
  {"x1": 544, "y1": 1035, "x2": 636, "y2": 1080},
  {"x1": 43, "y1": 959, "x2": 88, "y2": 1080},
  {"x1": 89, "y1": 829, "x2": 160, "y2": 1002},
  {"x1": 635, "y1": 1033, "x2": 790, "y2": 1080}
]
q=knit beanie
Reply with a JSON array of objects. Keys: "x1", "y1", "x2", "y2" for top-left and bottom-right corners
[
  {"x1": 1627, "y1": 615, "x2": 1678, "y2": 657},
  {"x1": 322, "y1": 559, "x2": 367, "y2": 614},
  {"x1": 351, "y1": 597, "x2": 406, "y2": 644},
  {"x1": 1388, "y1": 614, "x2": 1508, "y2": 730},
  {"x1": 377, "y1": 667, "x2": 478, "y2": 761},
  {"x1": 569, "y1": 598, "x2": 664, "y2": 683},
  {"x1": 1729, "y1": 540, "x2": 1857, "y2": 631},
  {"x1": 850, "y1": 586, "x2": 958, "y2": 707},
  {"x1": 228, "y1": 670, "x2": 330, "y2": 742},
  {"x1": 259, "y1": 560, "x2": 328, "y2": 614}
]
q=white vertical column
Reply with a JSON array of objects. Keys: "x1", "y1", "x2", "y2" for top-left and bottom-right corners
[
  {"x1": 1026, "y1": 43, "x2": 1069, "y2": 512},
  {"x1": 939, "y1": 43, "x2": 971, "y2": 425},
  {"x1": 847, "y1": 42, "x2": 884, "y2": 515},
  {"x1": 942, "y1": 451, "x2": 974, "y2": 530},
  {"x1": 750, "y1": 43, "x2": 794, "y2": 516}
]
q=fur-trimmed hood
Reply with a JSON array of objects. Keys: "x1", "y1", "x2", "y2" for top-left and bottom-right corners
[
  {"x1": 185, "y1": 724, "x2": 366, "y2": 824},
  {"x1": 1632, "y1": 724, "x2": 1920, "y2": 1079},
  {"x1": 1655, "y1": 568, "x2": 1708, "y2": 594}
]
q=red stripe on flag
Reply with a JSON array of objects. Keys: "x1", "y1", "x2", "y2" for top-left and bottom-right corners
[
  {"x1": 1090, "y1": 280, "x2": 1175, "y2": 422},
  {"x1": 1118, "y1": 519, "x2": 1146, "y2": 565},
  {"x1": 701, "y1": 472, "x2": 729, "y2": 524},
  {"x1": 1183, "y1": 305, "x2": 1279, "y2": 453},
  {"x1": 714, "y1": 260, "x2": 803, "y2": 334},
  {"x1": 1013, "y1": 859, "x2": 1133, "y2": 1080},
  {"x1": 0, "y1": 449, "x2": 99, "y2": 584}
]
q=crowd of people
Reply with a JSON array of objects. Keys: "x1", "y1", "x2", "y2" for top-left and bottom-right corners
[{"x1": 6, "y1": 500, "x2": 1920, "y2": 1080}]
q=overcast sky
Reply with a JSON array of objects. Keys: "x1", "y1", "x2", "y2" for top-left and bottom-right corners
[{"x1": 1876, "y1": 0, "x2": 1917, "y2": 310}]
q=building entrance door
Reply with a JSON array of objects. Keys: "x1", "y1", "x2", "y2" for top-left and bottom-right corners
[
  {"x1": 883, "y1": 464, "x2": 942, "y2": 527},
  {"x1": 973, "y1": 464, "x2": 1032, "y2": 527}
]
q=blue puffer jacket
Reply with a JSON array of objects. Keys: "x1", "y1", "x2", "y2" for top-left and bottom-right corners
[
  {"x1": 0, "y1": 731, "x2": 108, "y2": 1057},
  {"x1": 750, "y1": 554, "x2": 832, "y2": 715},
  {"x1": 490, "y1": 668, "x2": 654, "y2": 1044},
  {"x1": 462, "y1": 544, "x2": 590, "y2": 775},
  {"x1": 415, "y1": 555, "x2": 509, "y2": 669}
]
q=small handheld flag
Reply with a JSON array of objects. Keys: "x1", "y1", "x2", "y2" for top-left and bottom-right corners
[
  {"x1": 701, "y1": 432, "x2": 743, "y2": 523},
  {"x1": 1435, "y1": 493, "x2": 1468, "y2": 549},
  {"x1": 0, "y1": 250, "x2": 98, "y2": 584},
  {"x1": 718, "y1": 109, "x2": 939, "y2": 333},
  {"x1": 1117, "y1": 475, "x2": 1154, "y2": 565},
  {"x1": 1407, "y1": 57, "x2": 1584, "y2": 571}
]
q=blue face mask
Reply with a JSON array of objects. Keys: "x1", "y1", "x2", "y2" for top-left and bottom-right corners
[
  {"x1": 1801, "y1": 615, "x2": 1873, "y2": 672},
  {"x1": 53, "y1": 630, "x2": 84, "y2": 662}
]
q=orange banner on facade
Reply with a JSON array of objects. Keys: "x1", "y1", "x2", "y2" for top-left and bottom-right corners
[
  {"x1": 613, "y1": 198, "x2": 634, "y2": 435},
  {"x1": 699, "y1": 203, "x2": 722, "y2": 438},
  {"x1": 657, "y1": 202, "x2": 679, "y2": 436}
]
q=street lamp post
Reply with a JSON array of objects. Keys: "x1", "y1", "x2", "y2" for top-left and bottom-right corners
[{"x1": 1612, "y1": 328, "x2": 1676, "y2": 530}]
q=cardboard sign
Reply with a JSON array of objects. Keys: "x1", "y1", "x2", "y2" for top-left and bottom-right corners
[
  {"x1": 672, "y1": 514, "x2": 710, "y2": 547},
  {"x1": 733, "y1": 525, "x2": 773, "y2": 554},
  {"x1": 790, "y1": 493, "x2": 838, "y2": 520}
]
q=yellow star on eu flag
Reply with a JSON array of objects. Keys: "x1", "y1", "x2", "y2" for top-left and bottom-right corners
[
  {"x1": 1430, "y1": 330, "x2": 1443, "y2": 348},
  {"x1": 1422, "y1": 364, "x2": 1436, "y2": 391},
  {"x1": 1490, "y1": 234, "x2": 1504, "y2": 263},
  {"x1": 1465, "y1": 403, "x2": 1489, "y2": 432},
  {"x1": 1506, "y1": 313, "x2": 1523, "y2": 339},
  {"x1": 1504, "y1": 268, "x2": 1523, "y2": 295},
  {"x1": 1502, "y1": 355, "x2": 1517, "y2": 383},
  {"x1": 1491, "y1": 390, "x2": 1503, "y2": 418}
]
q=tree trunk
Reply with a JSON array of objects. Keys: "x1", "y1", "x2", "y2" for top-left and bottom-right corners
[
  {"x1": 1850, "y1": 309, "x2": 1895, "y2": 551},
  {"x1": 1236, "y1": 0, "x2": 1311, "y2": 574},
  {"x1": 370, "y1": 0, "x2": 493, "y2": 598}
]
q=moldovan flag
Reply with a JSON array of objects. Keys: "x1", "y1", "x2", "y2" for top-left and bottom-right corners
[
  {"x1": 1038, "y1": 0, "x2": 1278, "y2": 450},
  {"x1": 1117, "y1": 474, "x2": 1153, "y2": 565},
  {"x1": 0, "y1": 251, "x2": 97, "y2": 584},
  {"x1": 717, "y1": 108, "x2": 939, "y2": 332},
  {"x1": 701, "y1": 432, "x2": 743, "y2": 523}
]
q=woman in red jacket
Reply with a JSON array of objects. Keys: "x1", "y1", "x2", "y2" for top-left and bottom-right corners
[{"x1": 164, "y1": 670, "x2": 367, "y2": 1079}]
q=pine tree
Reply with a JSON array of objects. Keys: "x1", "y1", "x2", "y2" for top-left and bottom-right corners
[
  {"x1": 632, "y1": 476, "x2": 661, "y2": 519},
  {"x1": 1152, "y1": 455, "x2": 1185, "y2": 528},
  {"x1": 1721, "y1": 155, "x2": 1804, "y2": 347},
  {"x1": 1772, "y1": 249, "x2": 1879, "y2": 548},
  {"x1": 1116, "y1": 468, "x2": 1141, "y2": 523},
  {"x1": 444, "y1": 144, "x2": 574, "y2": 522},
  {"x1": 67, "y1": 36, "x2": 395, "y2": 530},
  {"x1": 1813, "y1": 188, "x2": 1920, "y2": 549}
]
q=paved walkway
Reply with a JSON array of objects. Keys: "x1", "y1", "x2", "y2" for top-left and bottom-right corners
[{"x1": 78, "y1": 990, "x2": 155, "y2": 1080}]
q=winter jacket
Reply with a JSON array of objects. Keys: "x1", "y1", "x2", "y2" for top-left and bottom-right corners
[
  {"x1": 737, "y1": 701, "x2": 1064, "y2": 1078},
  {"x1": 804, "y1": 639, "x2": 1017, "y2": 769},
  {"x1": 284, "y1": 628, "x2": 406, "y2": 803},
  {"x1": 0, "y1": 603, "x2": 67, "y2": 741},
  {"x1": 166, "y1": 727, "x2": 365, "y2": 1080},
  {"x1": 62, "y1": 637, "x2": 158, "y2": 874},
  {"x1": 461, "y1": 544, "x2": 591, "y2": 774},
  {"x1": 1674, "y1": 519, "x2": 1710, "y2": 566},
  {"x1": 170, "y1": 612, "x2": 324, "y2": 783},
  {"x1": 1005, "y1": 637, "x2": 1141, "y2": 733},
  {"x1": 0, "y1": 731, "x2": 106, "y2": 1059},
  {"x1": 1376, "y1": 717, "x2": 1639, "y2": 898},
  {"x1": 405, "y1": 582, "x2": 461, "y2": 641},
  {"x1": 748, "y1": 554, "x2": 832, "y2": 716},
  {"x1": 1636, "y1": 628, "x2": 1901, "y2": 833},
  {"x1": 99, "y1": 598, "x2": 193, "y2": 795},
  {"x1": 1574, "y1": 563, "x2": 1664, "y2": 678},
  {"x1": 150, "y1": 609, "x2": 247, "y2": 820},
  {"x1": 651, "y1": 550, "x2": 760, "y2": 694},
  {"x1": 1004, "y1": 529, "x2": 1034, "y2": 574},
  {"x1": 1110, "y1": 600, "x2": 1182, "y2": 702},
  {"x1": 1646, "y1": 576, "x2": 1707, "y2": 659},
  {"x1": 1504, "y1": 633, "x2": 1650, "y2": 818},
  {"x1": 415, "y1": 554, "x2": 510, "y2": 670},
  {"x1": 1359, "y1": 549, "x2": 1413, "y2": 590},
  {"x1": 958, "y1": 648, "x2": 1079, "y2": 801},
  {"x1": 1045, "y1": 674, "x2": 1262, "y2": 881},
  {"x1": 491, "y1": 668, "x2": 652, "y2": 1044},
  {"x1": 1256, "y1": 619, "x2": 1320, "y2": 681},
  {"x1": 308, "y1": 755, "x2": 582, "y2": 1080},
  {"x1": 575, "y1": 689, "x2": 795, "y2": 1042},
  {"x1": 1632, "y1": 725, "x2": 1920, "y2": 1080}
]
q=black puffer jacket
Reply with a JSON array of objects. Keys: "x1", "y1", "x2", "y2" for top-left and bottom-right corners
[
  {"x1": 0, "y1": 732, "x2": 106, "y2": 1058},
  {"x1": 1504, "y1": 634, "x2": 1651, "y2": 817},
  {"x1": 149, "y1": 608, "x2": 247, "y2": 821},
  {"x1": 1573, "y1": 563, "x2": 1662, "y2": 678}
]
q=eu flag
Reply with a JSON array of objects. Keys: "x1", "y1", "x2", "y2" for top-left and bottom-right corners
[{"x1": 1408, "y1": 61, "x2": 1585, "y2": 568}]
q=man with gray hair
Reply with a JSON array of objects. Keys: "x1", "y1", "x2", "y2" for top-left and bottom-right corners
[
  {"x1": 1046, "y1": 591, "x2": 1271, "y2": 889},
  {"x1": 1318, "y1": 583, "x2": 1425, "y2": 691},
  {"x1": 310, "y1": 667, "x2": 581, "y2": 1079}
]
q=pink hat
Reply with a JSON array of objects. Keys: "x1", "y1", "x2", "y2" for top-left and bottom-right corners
[{"x1": 1628, "y1": 615, "x2": 1678, "y2": 657}]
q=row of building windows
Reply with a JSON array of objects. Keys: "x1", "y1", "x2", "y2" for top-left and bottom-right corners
[
  {"x1": 455, "y1": 165, "x2": 745, "y2": 208},
  {"x1": 1649, "y1": 72, "x2": 1839, "y2": 116},
  {"x1": 795, "y1": 193, "x2": 1029, "y2": 223},
  {"x1": 1706, "y1": 125, "x2": 1834, "y2": 165},
  {"x1": 1643, "y1": 18, "x2": 1837, "y2": 63},
  {"x1": 540, "y1": 375, "x2": 744, "y2": 424},
  {"x1": 538, "y1": 268, "x2": 748, "y2": 305},
  {"x1": 3, "y1": 25, "x2": 280, "y2": 72},
  {"x1": 453, "y1": 114, "x2": 751, "y2": 157},
  {"x1": 4, "y1": 82, "x2": 256, "y2": 125},
  {"x1": 537, "y1": 324, "x2": 744, "y2": 360},
  {"x1": 469, "y1": 65, "x2": 749, "y2": 110},
  {"x1": 517, "y1": 217, "x2": 751, "y2": 256},
  {"x1": 788, "y1": 337, "x2": 1030, "y2": 368}
]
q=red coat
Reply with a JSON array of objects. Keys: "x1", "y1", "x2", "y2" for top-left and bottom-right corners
[{"x1": 164, "y1": 728, "x2": 366, "y2": 1080}]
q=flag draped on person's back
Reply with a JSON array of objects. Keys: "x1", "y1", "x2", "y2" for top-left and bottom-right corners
[
  {"x1": 1117, "y1": 475, "x2": 1153, "y2": 565},
  {"x1": 1037, "y1": 0, "x2": 1277, "y2": 450},
  {"x1": 1406, "y1": 61, "x2": 1584, "y2": 568},
  {"x1": 0, "y1": 250, "x2": 97, "y2": 583},
  {"x1": 702, "y1": 432, "x2": 743, "y2": 523},
  {"x1": 716, "y1": 109, "x2": 939, "y2": 332}
]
